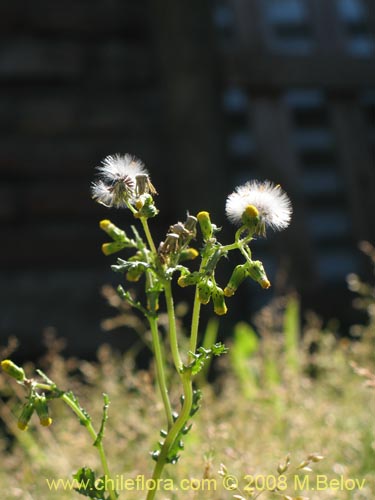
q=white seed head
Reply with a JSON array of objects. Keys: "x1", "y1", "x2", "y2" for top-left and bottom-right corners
[
  {"x1": 92, "y1": 154, "x2": 148, "y2": 208},
  {"x1": 225, "y1": 180, "x2": 292, "y2": 233},
  {"x1": 98, "y1": 154, "x2": 147, "y2": 182},
  {"x1": 91, "y1": 180, "x2": 114, "y2": 207}
]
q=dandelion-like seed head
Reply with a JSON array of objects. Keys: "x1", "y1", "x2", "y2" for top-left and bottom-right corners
[
  {"x1": 91, "y1": 154, "x2": 149, "y2": 208},
  {"x1": 225, "y1": 180, "x2": 292, "y2": 236}
]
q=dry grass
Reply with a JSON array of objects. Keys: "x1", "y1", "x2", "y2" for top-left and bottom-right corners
[{"x1": 1, "y1": 306, "x2": 374, "y2": 500}]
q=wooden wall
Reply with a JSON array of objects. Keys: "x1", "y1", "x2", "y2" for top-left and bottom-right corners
[{"x1": 1, "y1": 0, "x2": 374, "y2": 357}]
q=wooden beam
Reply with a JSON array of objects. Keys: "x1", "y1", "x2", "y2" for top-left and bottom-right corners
[
  {"x1": 150, "y1": 0, "x2": 226, "y2": 217},
  {"x1": 231, "y1": 0, "x2": 265, "y2": 49},
  {"x1": 250, "y1": 94, "x2": 316, "y2": 290},
  {"x1": 223, "y1": 51, "x2": 375, "y2": 88},
  {"x1": 329, "y1": 95, "x2": 375, "y2": 242},
  {"x1": 308, "y1": 0, "x2": 345, "y2": 53},
  {"x1": 363, "y1": 0, "x2": 375, "y2": 37}
]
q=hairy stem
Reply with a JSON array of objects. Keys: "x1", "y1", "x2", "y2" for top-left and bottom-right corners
[
  {"x1": 163, "y1": 280, "x2": 183, "y2": 373},
  {"x1": 188, "y1": 288, "x2": 201, "y2": 363},
  {"x1": 140, "y1": 217, "x2": 157, "y2": 255},
  {"x1": 148, "y1": 314, "x2": 174, "y2": 429},
  {"x1": 145, "y1": 373, "x2": 193, "y2": 500}
]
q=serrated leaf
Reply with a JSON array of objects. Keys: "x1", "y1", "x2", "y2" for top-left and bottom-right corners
[
  {"x1": 73, "y1": 467, "x2": 112, "y2": 499},
  {"x1": 188, "y1": 343, "x2": 228, "y2": 375}
]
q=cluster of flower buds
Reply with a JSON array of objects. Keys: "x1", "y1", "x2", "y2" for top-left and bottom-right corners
[
  {"x1": 158, "y1": 214, "x2": 198, "y2": 266},
  {"x1": 224, "y1": 260, "x2": 270, "y2": 297},
  {"x1": 134, "y1": 193, "x2": 159, "y2": 219},
  {"x1": 178, "y1": 272, "x2": 227, "y2": 316},
  {"x1": 99, "y1": 219, "x2": 138, "y2": 256},
  {"x1": 1, "y1": 360, "x2": 52, "y2": 430},
  {"x1": 17, "y1": 393, "x2": 52, "y2": 430}
]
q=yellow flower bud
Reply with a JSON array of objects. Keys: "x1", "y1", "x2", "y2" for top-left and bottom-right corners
[
  {"x1": 126, "y1": 264, "x2": 145, "y2": 282},
  {"x1": 212, "y1": 287, "x2": 227, "y2": 316},
  {"x1": 99, "y1": 220, "x2": 126, "y2": 241},
  {"x1": 35, "y1": 394, "x2": 52, "y2": 427},
  {"x1": 147, "y1": 292, "x2": 160, "y2": 312},
  {"x1": 179, "y1": 248, "x2": 199, "y2": 262},
  {"x1": 101, "y1": 241, "x2": 127, "y2": 256},
  {"x1": 17, "y1": 401, "x2": 35, "y2": 431},
  {"x1": 248, "y1": 261, "x2": 271, "y2": 289},
  {"x1": 1, "y1": 359, "x2": 25, "y2": 382},
  {"x1": 198, "y1": 280, "x2": 214, "y2": 305},
  {"x1": 224, "y1": 264, "x2": 249, "y2": 297},
  {"x1": 197, "y1": 211, "x2": 213, "y2": 241},
  {"x1": 177, "y1": 272, "x2": 199, "y2": 288}
]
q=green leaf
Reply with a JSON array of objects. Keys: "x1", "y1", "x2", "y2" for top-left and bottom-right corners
[
  {"x1": 64, "y1": 391, "x2": 91, "y2": 426},
  {"x1": 188, "y1": 343, "x2": 228, "y2": 375},
  {"x1": 73, "y1": 467, "x2": 114, "y2": 499},
  {"x1": 94, "y1": 394, "x2": 110, "y2": 448},
  {"x1": 152, "y1": 390, "x2": 202, "y2": 465}
]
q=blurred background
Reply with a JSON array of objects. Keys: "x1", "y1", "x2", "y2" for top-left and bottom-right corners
[{"x1": 1, "y1": 0, "x2": 374, "y2": 359}]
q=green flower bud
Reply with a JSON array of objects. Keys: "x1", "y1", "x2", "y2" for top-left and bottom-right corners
[
  {"x1": 212, "y1": 286, "x2": 227, "y2": 316},
  {"x1": 197, "y1": 211, "x2": 213, "y2": 241},
  {"x1": 147, "y1": 291, "x2": 160, "y2": 312},
  {"x1": 179, "y1": 248, "x2": 199, "y2": 262},
  {"x1": 126, "y1": 263, "x2": 146, "y2": 282},
  {"x1": 198, "y1": 280, "x2": 214, "y2": 305},
  {"x1": 135, "y1": 194, "x2": 159, "y2": 218},
  {"x1": 35, "y1": 394, "x2": 52, "y2": 427},
  {"x1": 18, "y1": 400, "x2": 35, "y2": 431},
  {"x1": 224, "y1": 264, "x2": 249, "y2": 297},
  {"x1": 204, "y1": 248, "x2": 223, "y2": 275},
  {"x1": 248, "y1": 260, "x2": 271, "y2": 289},
  {"x1": 1, "y1": 359, "x2": 25, "y2": 382},
  {"x1": 99, "y1": 220, "x2": 126, "y2": 242},
  {"x1": 101, "y1": 241, "x2": 127, "y2": 256},
  {"x1": 177, "y1": 272, "x2": 200, "y2": 288}
]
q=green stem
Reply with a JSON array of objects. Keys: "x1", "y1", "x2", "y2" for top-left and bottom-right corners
[
  {"x1": 163, "y1": 280, "x2": 183, "y2": 373},
  {"x1": 220, "y1": 242, "x2": 238, "y2": 253},
  {"x1": 148, "y1": 314, "x2": 174, "y2": 429},
  {"x1": 189, "y1": 288, "x2": 201, "y2": 363},
  {"x1": 140, "y1": 217, "x2": 157, "y2": 255},
  {"x1": 59, "y1": 393, "x2": 117, "y2": 500},
  {"x1": 146, "y1": 373, "x2": 193, "y2": 500}
]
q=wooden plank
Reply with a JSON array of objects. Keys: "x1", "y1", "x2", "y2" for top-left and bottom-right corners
[
  {"x1": 0, "y1": 0, "x2": 149, "y2": 36},
  {"x1": 0, "y1": 92, "x2": 158, "y2": 135},
  {"x1": 1, "y1": 224, "x2": 101, "y2": 267},
  {"x1": 250, "y1": 94, "x2": 316, "y2": 289},
  {"x1": 308, "y1": 0, "x2": 345, "y2": 52},
  {"x1": 0, "y1": 136, "x2": 158, "y2": 177},
  {"x1": 223, "y1": 51, "x2": 375, "y2": 88},
  {"x1": 329, "y1": 96, "x2": 375, "y2": 242},
  {"x1": 231, "y1": 0, "x2": 265, "y2": 49},
  {"x1": 16, "y1": 183, "x2": 94, "y2": 217},
  {"x1": 0, "y1": 269, "x2": 123, "y2": 358},
  {"x1": 363, "y1": 0, "x2": 375, "y2": 37},
  {"x1": 0, "y1": 39, "x2": 152, "y2": 84},
  {"x1": 150, "y1": 0, "x2": 226, "y2": 217}
]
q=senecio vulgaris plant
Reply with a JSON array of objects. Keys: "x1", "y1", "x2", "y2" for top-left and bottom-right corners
[{"x1": 2, "y1": 154, "x2": 292, "y2": 500}]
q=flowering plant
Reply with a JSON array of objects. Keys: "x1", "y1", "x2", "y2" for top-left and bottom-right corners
[{"x1": 1, "y1": 154, "x2": 292, "y2": 500}]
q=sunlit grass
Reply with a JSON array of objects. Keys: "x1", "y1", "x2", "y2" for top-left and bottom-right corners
[{"x1": 1, "y1": 299, "x2": 374, "y2": 500}]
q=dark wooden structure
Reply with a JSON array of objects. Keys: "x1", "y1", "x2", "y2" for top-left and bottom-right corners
[{"x1": 0, "y1": 0, "x2": 374, "y2": 356}]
